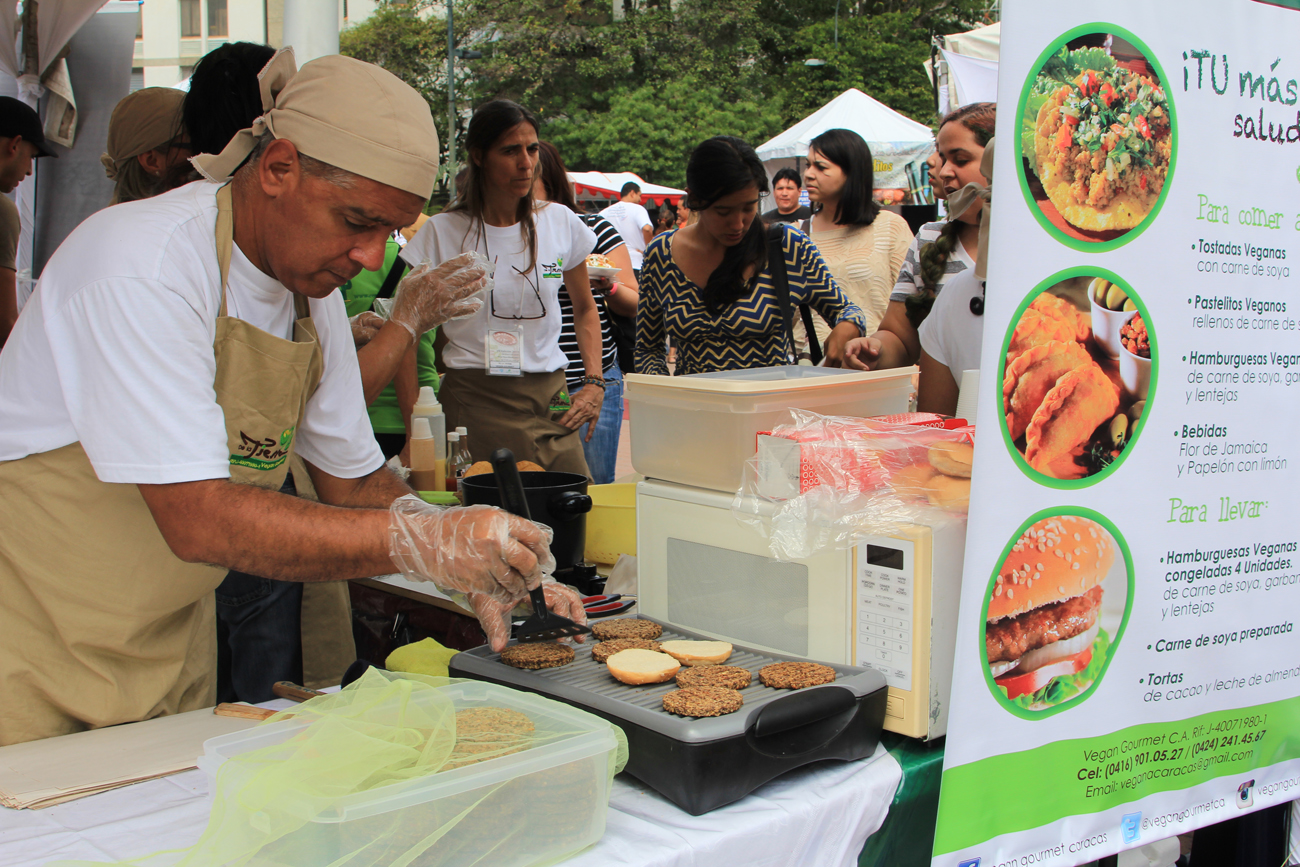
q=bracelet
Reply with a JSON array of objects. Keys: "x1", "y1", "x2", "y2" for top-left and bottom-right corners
[
  {"x1": 580, "y1": 375, "x2": 607, "y2": 389},
  {"x1": 606, "y1": 281, "x2": 619, "y2": 297}
]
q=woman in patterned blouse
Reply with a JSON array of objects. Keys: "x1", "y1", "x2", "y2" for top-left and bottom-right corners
[{"x1": 636, "y1": 136, "x2": 866, "y2": 376}]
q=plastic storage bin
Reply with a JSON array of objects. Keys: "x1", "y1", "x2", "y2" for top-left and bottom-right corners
[
  {"x1": 198, "y1": 680, "x2": 621, "y2": 867},
  {"x1": 624, "y1": 366, "x2": 917, "y2": 493},
  {"x1": 585, "y1": 483, "x2": 637, "y2": 563}
]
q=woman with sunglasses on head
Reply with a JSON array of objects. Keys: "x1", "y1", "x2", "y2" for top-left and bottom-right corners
[
  {"x1": 402, "y1": 100, "x2": 602, "y2": 476},
  {"x1": 533, "y1": 141, "x2": 638, "y2": 484},
  {"x1": 799, "y1": 128, "x2": 913, "y2": 357},
  {"x1": 636, "y1": 136, "x2": 865, "y2": 377}
]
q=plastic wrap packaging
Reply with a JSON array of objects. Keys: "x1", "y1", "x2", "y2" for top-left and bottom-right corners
[
  {"x1": 388, "y1": 494, "x2": 556, "y2": 605},
  {"x1": 48, "y1": 668, "x2": 628, "y2": 867},
  {"x1": 732, "y1": 409, "x2": 975, "y2": 561}
]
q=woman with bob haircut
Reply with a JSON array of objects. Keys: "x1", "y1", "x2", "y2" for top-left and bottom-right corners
[
  {"x1": 401, "y1": 100, "x2": 604, "y2": 476},
  {"x1": 799, "y1": 128, "x2": 913, "y2": 354},
  {"x1": 635, "y1": 136, "x2": 865, "y2": 376}
]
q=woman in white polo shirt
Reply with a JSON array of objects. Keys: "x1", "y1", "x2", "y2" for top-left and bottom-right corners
[{"x1": 402, "y1": 100, "x2": 603, "y2": 476}]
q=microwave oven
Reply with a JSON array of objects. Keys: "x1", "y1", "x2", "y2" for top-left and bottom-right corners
[{"x1": 635, "y1": 478, "x2": 967, "y2": 740}]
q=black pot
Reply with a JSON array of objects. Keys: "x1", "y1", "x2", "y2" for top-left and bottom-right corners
[{"x1": 460, "y1": 471, "x2": 593, "y2": 573}]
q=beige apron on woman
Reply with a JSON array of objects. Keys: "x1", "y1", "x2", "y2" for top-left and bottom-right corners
[{"x1": 0, "y1": 184, "x2": 322, "y2": 745}]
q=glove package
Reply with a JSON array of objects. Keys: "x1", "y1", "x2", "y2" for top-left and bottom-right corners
[{"x1": 732, "y1": 409, "x2": 975, "y2": 561}]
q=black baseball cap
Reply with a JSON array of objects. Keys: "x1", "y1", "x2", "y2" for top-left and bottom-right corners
[{"x1": 0, "y1": 96, "x2": 57, "y2": 157}]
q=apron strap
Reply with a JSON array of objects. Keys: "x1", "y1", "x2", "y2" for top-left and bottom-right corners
[{"x1": 215, "y1": 183, "x2": 235, "y2": 318}]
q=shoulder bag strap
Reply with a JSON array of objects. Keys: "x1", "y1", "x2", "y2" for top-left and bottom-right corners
[
  {"x1": 767, "y1": 225, "x2": 796, "y2": 365},
  {"x1": 792, "y1": 220, "x2": 824, "y2": 365},
  {"x1": 377, "y1": 256, "x2": 409, "y2": 300}
]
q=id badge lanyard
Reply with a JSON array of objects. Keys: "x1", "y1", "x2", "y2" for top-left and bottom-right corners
[{"x1": 484, "y1": 237, "x2": 546, "y2": 377}]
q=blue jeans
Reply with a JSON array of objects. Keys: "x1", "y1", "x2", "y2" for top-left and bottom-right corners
[
  {"x1": 214, "y1": 475, "x2": 303, "y2": 703},
  {"x1": 578, "y1": 363, "x2": 624, "y2": 485}
]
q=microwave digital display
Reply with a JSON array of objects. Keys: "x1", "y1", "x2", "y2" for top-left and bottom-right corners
[{"x1": 866, "y1": 544, "x2": 905, "y2": 570}]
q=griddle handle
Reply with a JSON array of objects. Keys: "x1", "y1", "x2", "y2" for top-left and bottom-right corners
[{"x1": 751, "y1": 686, "x2": 856, "y2": 739}]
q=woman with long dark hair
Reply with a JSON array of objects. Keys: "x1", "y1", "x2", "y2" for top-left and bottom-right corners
[
  {"x1": 533, "y1": 140, "x2": 638, "y2": 483},
  {"x1": 402, "y1": 100, "x2": 603, "y2": 475},
  {"x1": 636, "y1": 136, "x2": 865, "y2": 376},
  {"x1": 800, "y1": 128, "x2": 913, "y2": 351},
  {"x1": 845, "y1": 103, "x2": 996, "y2": 371}
]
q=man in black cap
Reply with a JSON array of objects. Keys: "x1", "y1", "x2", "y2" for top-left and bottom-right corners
[{"x1": 0, "y1": 96, "x2": 55, "y2": 347}]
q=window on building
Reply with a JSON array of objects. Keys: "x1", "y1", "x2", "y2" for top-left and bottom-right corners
[
  {"x1": 208, "y1": 0, "x2": 228, "y2": 37},
  {"x1": 180, "y1": 0, "x2": 228, "y2": 38}
]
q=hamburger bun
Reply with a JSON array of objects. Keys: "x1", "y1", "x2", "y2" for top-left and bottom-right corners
[
  {"x1": 464, "y1": 459, "x2": 547, "y2": 479},
  {"x1": 658, "y1": 640, "x2": 733, "y2": 666},
  {"x1": 989, "y1": 516, "x2": 1113, "y2": 623},
  {"x1": 928, "y1": 441, "x2": 974, "y2": 478},
  {"x1": 606, "y1": 648, "x2": 680, "y2": 684}
]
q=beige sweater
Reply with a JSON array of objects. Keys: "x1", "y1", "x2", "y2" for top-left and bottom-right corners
[{"x1": 798, "y1": 210, "x2": 913, "y2": 349}]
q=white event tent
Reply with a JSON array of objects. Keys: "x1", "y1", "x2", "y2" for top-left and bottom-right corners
[
  {"x1": 567, "y1": 171, "x2": 684, "y2": 209},
  {"x1": 929, "y1": 22, "x2": 1001, "y2": 116},
  {"x1": 755, "y1": 88, "x2": 936, "y2": 203}
]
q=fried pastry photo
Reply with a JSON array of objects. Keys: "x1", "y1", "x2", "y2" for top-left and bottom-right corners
[{"x1": 1001, "y1": 276, "x2": 1153, "y2": 481}]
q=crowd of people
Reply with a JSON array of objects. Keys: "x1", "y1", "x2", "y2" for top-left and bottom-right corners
[{"x1": 0, "y1": 38, "x2": 995, "y2": 745}]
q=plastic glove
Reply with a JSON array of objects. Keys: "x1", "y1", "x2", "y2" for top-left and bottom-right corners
[
  {"x1": 387, "y1": 495, "x2": 555, "y2": 604},
  {"x1": 389, "y1": 252, "x2": 490, "y2": 339},
  {"x1": 468, "y1": 580, "x2": 588, "y2": 652},
  {"x1": 349, "y1": 311, "x2": 385, "y2": 348}
]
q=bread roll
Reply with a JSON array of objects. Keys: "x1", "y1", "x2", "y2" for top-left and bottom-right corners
[
  {"x1": 989, "y1": 515, "x2": 1113, "y2": 622},
  {"x1": 606, "y1": 649, "x2": 681, "y2": 684},
  {"x1": 658, "y1": 640, "x2": 733, "y2": 666},
  {"x1": 464, "y1": 459, "x2": 546, "y2": 479}
]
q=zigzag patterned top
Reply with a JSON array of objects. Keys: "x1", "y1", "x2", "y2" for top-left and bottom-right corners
[{"x1": 636, "y1": 223, "x2": 866, "y2": 376}]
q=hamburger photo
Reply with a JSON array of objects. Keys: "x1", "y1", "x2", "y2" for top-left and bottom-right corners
[{"x1": 986, "y1": 515, "x2": 1117, "y2": 710}]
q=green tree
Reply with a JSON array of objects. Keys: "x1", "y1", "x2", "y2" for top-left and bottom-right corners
[
  {"x1": 546, "y1": 76, "x2": 783, "y2": 188},
  {"x1": 775, "y1": 11, "x2": 940, "y2": 126}
]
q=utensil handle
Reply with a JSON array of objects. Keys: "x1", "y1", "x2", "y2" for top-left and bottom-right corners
[
  {"x1": 272, "y1": 681, "x2": 324, "y2": 702},
  {"x1": 213, "y1": 703, "x2": 278, "y2": 721},
  {"x1": 490, "y1": 449, "x2": 532, "y2": 521}
]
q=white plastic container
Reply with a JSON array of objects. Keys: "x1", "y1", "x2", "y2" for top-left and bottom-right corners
[
  {"x1": 624, "y1": 365, "x2": 918, "y2": 493},
  {"x1": 198, "y1": 681, "x2": 620, "y2": 867}
]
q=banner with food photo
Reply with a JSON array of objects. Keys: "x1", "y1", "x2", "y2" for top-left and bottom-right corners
[{"x1": 933, "y1": 2, "x2": 1300, "y2": 865}]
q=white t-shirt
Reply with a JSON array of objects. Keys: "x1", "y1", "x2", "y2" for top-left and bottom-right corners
[
  {"x1": 597, "y1": 200, "x2": 652, "y2": 269},
  {"x1": 917, "y1": 267, "x2": 986, "y2": 380},
  {"x1": 0, "y1": 181, "x2": 383, "y2": 484},
  {"x1": 400, "y1": 204, "x2": 596, "y2": 373}
]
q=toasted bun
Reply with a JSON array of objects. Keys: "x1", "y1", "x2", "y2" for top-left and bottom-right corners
[
  {"x1": 658, "y1": 640, "x2": 733, "y2": 666},
  {"x1": 606, "y1": 649, "x2": 681, "y2": 684},
  {"x1": 988, "y1": 516, "x2": 1113, "y2": 622},
  {"x1": 928, "y1": 442, "x2": 974, "y2": 478},
  {"x1": 518, "y1": 460, "x2": 546, "y2": 472}
]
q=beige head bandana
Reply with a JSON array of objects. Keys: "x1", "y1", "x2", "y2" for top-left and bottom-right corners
[
  {"x1": 100, "y1": 87, "x2": 186, "y2": 180},
  {"x1": 192, "y1": 48, "x2": 440, "y2": 199},
  {"x1": 944, "y1": 137, "x2": 995, "y2": 280}
]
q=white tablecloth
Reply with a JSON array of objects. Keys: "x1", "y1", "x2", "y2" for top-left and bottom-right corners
[{"x1": 0, "y1": 747, "x2": 900, "y2": 867}]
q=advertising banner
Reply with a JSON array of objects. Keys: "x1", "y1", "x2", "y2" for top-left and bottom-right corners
[{"x1": 933, "y1": 1, "x2": 1300, "y2": 864}]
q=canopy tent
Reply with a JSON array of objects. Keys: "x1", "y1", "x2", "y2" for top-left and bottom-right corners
[
  {"x1": 755, "y1": 88, "x2": 936, "y2": 205},
  {"x1": 567, "y1": 171, "x2": 684, "y2": 208},
  {"x1": 928, "y1": 22, "x2": 1001, "y2": 117}
]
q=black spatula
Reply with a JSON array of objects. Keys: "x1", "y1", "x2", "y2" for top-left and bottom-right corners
[{"x1": 491, "y1": 448, "x2": 591, "y2": 644}]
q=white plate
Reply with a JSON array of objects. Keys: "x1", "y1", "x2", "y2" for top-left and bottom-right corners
[{"x1": 587, "y1": 266, "x2": 620, "y2": 279}]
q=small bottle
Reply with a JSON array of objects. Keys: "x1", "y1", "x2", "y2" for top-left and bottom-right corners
[
  {"x1": 455, "y1": 426, "x2": 469, "y2": 461},
  {"x1": 445, "y1": 432, "x2": 461, "y2": 493},
  {"x1": 452, "y1": 434, "x2": 473, "y2": 492},
  {"x1": 411, "y1": 386, "x2": 446, "y2": 491},
  {"x1": 407, "y1": 417, "x2": 440, "y2": 492}
]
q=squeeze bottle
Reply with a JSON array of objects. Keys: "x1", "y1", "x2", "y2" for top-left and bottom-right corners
[
  {"x1": 411, "y1": 386, "x2": 446, "y2": 491},
  {"x1": 408, "y1": 417, "x2": 441, "y2": 492}
]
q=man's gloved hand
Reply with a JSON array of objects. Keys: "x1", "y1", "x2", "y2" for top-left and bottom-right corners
[
  {"x1": 349, "y1": 311, "x2": 386, "y2": 348},
  {"x1": 387, "y1": 495, "x2": 554, "y2": 604},
  {"x1": 389, "y1": 252, "x2": 490, "y2": 339},
  {"x1": 467, "y1": 581, "x2": 588, "y2": 653}
]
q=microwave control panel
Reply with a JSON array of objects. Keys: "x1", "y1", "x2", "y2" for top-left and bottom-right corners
[{"x1": 855, "y1": 537, "x2": 915, "y2": 691}]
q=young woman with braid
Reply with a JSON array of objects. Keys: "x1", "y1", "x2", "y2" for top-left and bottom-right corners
[{"x1": 843, "y1": 103, "x2": 996, "y2": 372}]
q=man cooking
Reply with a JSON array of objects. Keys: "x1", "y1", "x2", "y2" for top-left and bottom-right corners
[{"x1": 0, "y1": 50, "x2": 584, "y2": 746}]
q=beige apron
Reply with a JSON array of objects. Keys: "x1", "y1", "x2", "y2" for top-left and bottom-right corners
[{"x1": 0, "y1": 184, "x2": 323, "y2": 745}]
